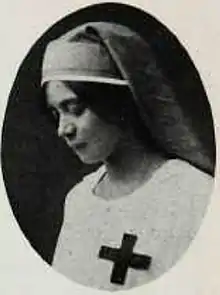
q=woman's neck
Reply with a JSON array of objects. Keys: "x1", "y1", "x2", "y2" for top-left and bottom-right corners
[{"x1": 96, "y1": 136, "x2": 166, "y2": 198}]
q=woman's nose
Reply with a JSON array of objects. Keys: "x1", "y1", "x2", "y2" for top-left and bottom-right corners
[{"x1": 57, "y1": 116, "x2": 77, "y2": 139}]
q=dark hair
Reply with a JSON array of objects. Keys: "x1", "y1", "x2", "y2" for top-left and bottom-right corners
[{"x1": 64, "y1": 81, "x2": 165, "y2": 154}]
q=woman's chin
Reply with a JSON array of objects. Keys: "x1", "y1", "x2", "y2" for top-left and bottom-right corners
[{"x1": 76, "y1": 153, "x2": 103, "y2": 165}]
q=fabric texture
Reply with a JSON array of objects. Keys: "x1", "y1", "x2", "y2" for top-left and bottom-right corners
[
  {"x1": 52, "y1": 159, "x2": 213, "y2": 290},
  {"x1": 41, "y1": 26, "x2": 128, "y2": 85}
]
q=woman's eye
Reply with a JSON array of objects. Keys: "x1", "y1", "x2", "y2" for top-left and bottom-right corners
[{"x1": 67, "y1": 102, "x2": 86, "y2": 116}]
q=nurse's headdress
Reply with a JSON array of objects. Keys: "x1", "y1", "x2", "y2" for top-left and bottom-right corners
[{"x1": 42, "y1": 22, "x2": 215, "y2": 175}]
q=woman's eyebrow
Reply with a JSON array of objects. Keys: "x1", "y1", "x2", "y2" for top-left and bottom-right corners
[
  {"x1": 46, "y1": 96, "x2": 80, "y2": 109},
  {"x1": 60, "y1": 97, "x2": 80, "y2": 108}
]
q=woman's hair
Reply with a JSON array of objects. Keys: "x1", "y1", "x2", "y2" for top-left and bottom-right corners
[{"x1": 64, "y1": 81, "x2": 168, "y2": 155}]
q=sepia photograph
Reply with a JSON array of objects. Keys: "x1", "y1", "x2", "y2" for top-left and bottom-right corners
[{"x1": 0, "y1": 2, "x2": 216, "y2": 292}]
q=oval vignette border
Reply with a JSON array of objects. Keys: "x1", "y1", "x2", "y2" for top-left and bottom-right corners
[{"x1": 0, "y1": 0, "x2": 219, "y2": 295}]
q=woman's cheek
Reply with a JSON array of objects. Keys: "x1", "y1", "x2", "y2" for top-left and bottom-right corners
[{"x1": 79, "y1": 110, "x2": 100, "y2": 134}]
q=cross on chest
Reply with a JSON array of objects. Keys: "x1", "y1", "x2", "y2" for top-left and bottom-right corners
[{"x1": 98, "y1": 233, "x2": 152, "y2": 285}]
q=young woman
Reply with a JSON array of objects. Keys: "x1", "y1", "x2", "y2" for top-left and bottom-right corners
[{"x1": 42, "y1": 22, "x2": 214, "y2": 290}]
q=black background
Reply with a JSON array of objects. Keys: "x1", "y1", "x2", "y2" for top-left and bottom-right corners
[{"x1": 1, "y1": 3, "x2": 215, "y2": 264}]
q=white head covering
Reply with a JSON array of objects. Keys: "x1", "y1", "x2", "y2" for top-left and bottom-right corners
[{"x1": 41, "y1": 26, "x2": 129, "y2": 86}]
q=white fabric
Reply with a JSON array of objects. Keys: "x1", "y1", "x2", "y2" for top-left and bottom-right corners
[
  {"x1": 41, "y1": 74, "x2": 129, "y2": 86},
  {"x1": 41, "y1": 38, "x2": 128, "y2": 86},
  {"x1": 52, "y1": 159, "x2": 213, "y2": 291}
]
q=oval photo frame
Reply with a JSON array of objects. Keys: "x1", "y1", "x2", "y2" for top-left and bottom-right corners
[{"x1": 1, "y1": 2, "x2": 216, "y2": 292}]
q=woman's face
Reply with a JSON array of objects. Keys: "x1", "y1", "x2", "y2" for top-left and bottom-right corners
[{"x1": 46, "y1": 80, "x2": 122, "y2": 164}]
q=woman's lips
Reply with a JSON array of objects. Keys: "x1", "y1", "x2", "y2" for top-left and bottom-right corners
[{"x1": 73, "y1": 142, "x2": 87, "y2": 150}]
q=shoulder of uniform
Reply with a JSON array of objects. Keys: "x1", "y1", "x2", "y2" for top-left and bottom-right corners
[
  {"x1": 161, "y1": 159, "x2": 214, "y2": 233},
  {"x1": 160, "y1": 158, "x2": 213, "y2": 183}
]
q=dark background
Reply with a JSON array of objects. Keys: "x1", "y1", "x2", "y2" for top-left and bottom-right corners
[{"x1": 1, "y1": 3, "x2": 215, "y2": 264}]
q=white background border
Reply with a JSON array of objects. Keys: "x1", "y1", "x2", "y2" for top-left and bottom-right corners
[{"x1": 0, "y1": 1, "x2": 219, "y2": 294}]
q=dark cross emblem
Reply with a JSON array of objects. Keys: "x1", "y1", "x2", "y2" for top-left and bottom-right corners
[{"x1": 98, "y1": 233, "x2": 152, "y2": 285}]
